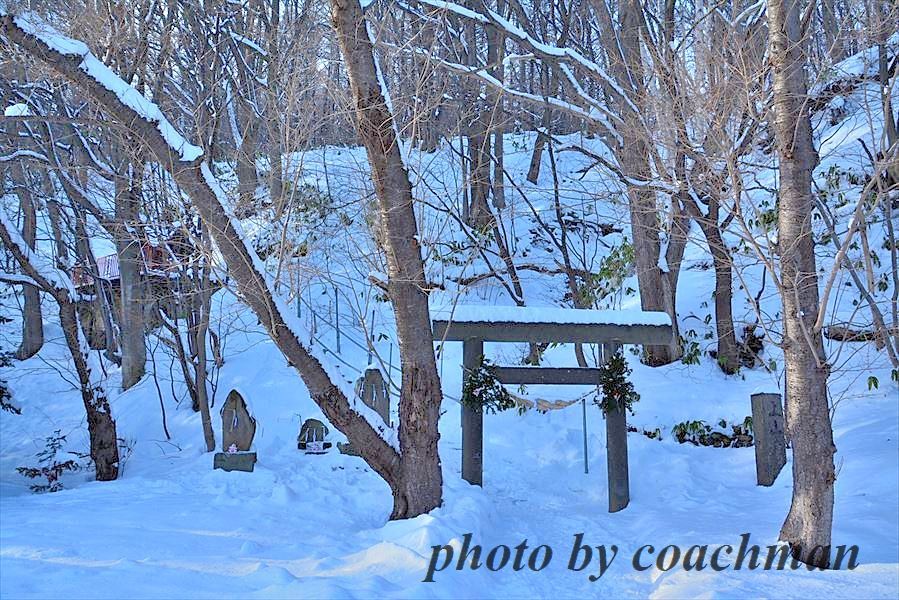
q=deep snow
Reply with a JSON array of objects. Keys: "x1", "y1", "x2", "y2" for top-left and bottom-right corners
[
  {"x1": 2, "y1": 39, "x2": 899, "y2": 599},
  {"x1": 1, "y1": 289, "x2": 897, "y2": 598}
]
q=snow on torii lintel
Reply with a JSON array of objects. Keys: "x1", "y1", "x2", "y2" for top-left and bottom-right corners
[{"x1": 430, "y1": 304, "x2": 672, "y2": 327}]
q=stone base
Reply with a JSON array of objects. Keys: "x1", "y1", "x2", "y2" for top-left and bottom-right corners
[{"x1": 214, "y1": 452, "x2": 257, "y2": 472}]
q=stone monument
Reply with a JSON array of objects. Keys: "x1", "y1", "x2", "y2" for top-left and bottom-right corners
[
  {"x1": 214, "y1": 390, "x2": 257, "y2": 472},
  {"x1": 298, "y1": 418, "x2": 331, "y2": 454},
  {"x1": 338, "y1": 367, "x2": 390, "y2": 456},
  {"x1": 750, "y1": 392, "x2": 787, "y2": 486}
]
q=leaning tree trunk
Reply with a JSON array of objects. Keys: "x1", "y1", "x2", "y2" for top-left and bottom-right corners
[
  {"x1": 0, "y1": 9, "x2": 439, "y2": 520},
  {"x1": 527, "y1": 112, "x2": 549, "y2": 183},
  {"x1": 58, "y1": 301, "x2": 120, "y2": 480},
  {"x1": 526, "y1": 67, "x2": 552, "y2": 184},
  {"x1": 767, "y1": 0, "x2": 835, "y2": 568}
]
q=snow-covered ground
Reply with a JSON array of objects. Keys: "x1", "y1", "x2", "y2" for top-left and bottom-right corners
[
  {"x1": 2, "y1": 43, "x2": 898, "y2": 598},
  {"x1": 1, "y1": 288, "x2": 897, "y2": 598}
]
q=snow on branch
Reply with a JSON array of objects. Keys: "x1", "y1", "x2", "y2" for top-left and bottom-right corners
[
  {"x1": 385, "y1": 42, "x2": 622, "y2": 145},
  {"x1": 0, "y1": 149, "x2": 49, "y2": 163},
  {"x1": 3, "y1": 12, "x2": 203, "y2": 162},
  {"x1": 0, "y1": 10, "x2": 400, "y2": 456},
  {"x1": 414, "y1": 0, "x2": 639, "y2": 114},
  {"x1": 228, "y1": 31, "x2": 268, "y2": 59},
  {"x1": 0, "y1": 271, "x2": 39, "y2": 287},
  {"x1": 0, "y1": 209, "x2": 77, "y2": 299}
]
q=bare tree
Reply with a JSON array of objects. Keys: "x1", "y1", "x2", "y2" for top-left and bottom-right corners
[
  {"x1": 767, "y1": 0, "x2": 835, "y2": 567},
  {"x1": 0, "y1": 212, "x2": 120, "y2": 482},
  {"x1": 330, "y1": 0, "x2": 443, "y2": 515},
  {"x1": 8, "y1": 160, "x2": 43, "y2": 359},
  {"x1": 1, "y1": 8, "x2": 443, "y2": 519}
]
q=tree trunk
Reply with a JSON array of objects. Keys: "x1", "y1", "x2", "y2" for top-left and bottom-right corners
[
  {"x1": 59, "y1": 303, "x2": 120, "y2": 480},
  {"x1": 527, "y1": 125, "x2": 547, "y2": 183},
  {"x1": 686, "y1": 195, "x2": 740, "y2": 374},
  {"x1": 468, "y1": 127, "x2": 494, "y2": 229},
  {"x1": 267, "y1": 0, "x2": 284, "y2": 212},
  {"x1": 594, "y1": 0, "x2": 681, "y2": 364},
  {"x1": 625, "y1": 158, "x2": 680, "y2": 365},
  {"x1": 1, "y1": 10, "x2": 439, "y2": 519},
  {"x1": 767, "y1": 0, "x2": 835, "y2": 568},
  {"x1": 486, "y1": 5, "x2": 505, "y2": 210},
  {"x1": 236, "y1": 121, "x2": 260, "y2": 217},
  {"x1": 0, "y1": 214, "x2": 119, "y2": 482},
  {"x1": 73, "y1": 207, "x2": 119, "y2": 355},
  {"x1": 526, "y1": 68, "x2": 552, "y2": 184},
  {"x1": 114, "y1": 157, "x2": 146, "y2": 390},
  {"x1": 331, "y1": 0, "x2": 443, "y2": 518},
  {"x1": 194, "y1": 287, "x2": 215, "y2": 452},
  {"x1": 820, "y1": 0, "x2": 842, "y2": 62},
  {"x1": 192, "y1": 224, "x2": 216, "y2": 452},
  {"x1": 706, "y1": 225, "x2": 740, "y2": 374},
  {"x1": 11, "y1": 162, "x2": 43, "y2": 360}
]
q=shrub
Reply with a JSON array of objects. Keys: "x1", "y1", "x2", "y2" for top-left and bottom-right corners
[{"x1": 16, "y1": 430, "x2": 80, "y2": 493}]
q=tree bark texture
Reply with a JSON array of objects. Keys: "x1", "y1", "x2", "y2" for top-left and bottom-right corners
[{"x1": 767, "y1": 0, "x2": 836, "y2": 568}]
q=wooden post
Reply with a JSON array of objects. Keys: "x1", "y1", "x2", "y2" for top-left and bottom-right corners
[
  {"x1": 603, "y1": 342, "x2": 630, "y2": 512},
  {"x1": 462, "y1": 338, "x2": 484, "y2": 486},
  {"x1": 750, "y1": 393, "x2": 787, "y2": 486}
]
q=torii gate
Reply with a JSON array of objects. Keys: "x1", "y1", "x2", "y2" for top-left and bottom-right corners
[{"x1": 432, "y1": 305, "x2": 674, "y2": 512}]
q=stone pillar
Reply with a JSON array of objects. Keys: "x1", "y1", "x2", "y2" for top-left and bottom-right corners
[
  {"x1": 750, "y1": 392, "x2": 787, "y2": 486},
  {"x1": 462, "y1": 338, "x2": 484, "y2": 486},
  {"x1": 361, "y1": 367, "x2": 390, "y2": 425},
  {"x1": 603, "y1": 342, "x2": 630, "y2": 512}
]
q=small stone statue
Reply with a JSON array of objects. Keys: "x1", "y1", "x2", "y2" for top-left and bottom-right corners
[
  {"x1": 298, "y1": 418, "x2": 331, "y2": 454},
  {"x1": 213, "y1": 390, "x2": 257, "y2": 472},
  {"x1": 221, "y1": 390, "x2": 256, "y2": 452}
]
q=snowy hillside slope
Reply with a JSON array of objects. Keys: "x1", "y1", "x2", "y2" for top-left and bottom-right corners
[{"x1": 1, "y1": 44, "x2": 898, "y2": 598}]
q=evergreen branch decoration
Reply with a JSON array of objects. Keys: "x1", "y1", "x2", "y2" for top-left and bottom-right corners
[
  {"x1": 461, "y1": 356, "x2": 521, "y2": 415},
  {"x1": 597, "y1": 349, "x2": 640, "y2": 415}
]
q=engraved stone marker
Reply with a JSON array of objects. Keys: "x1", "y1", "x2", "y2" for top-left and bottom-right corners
[{"x1": 750, "y1": 392, "x2": 787, "y2": 486}]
